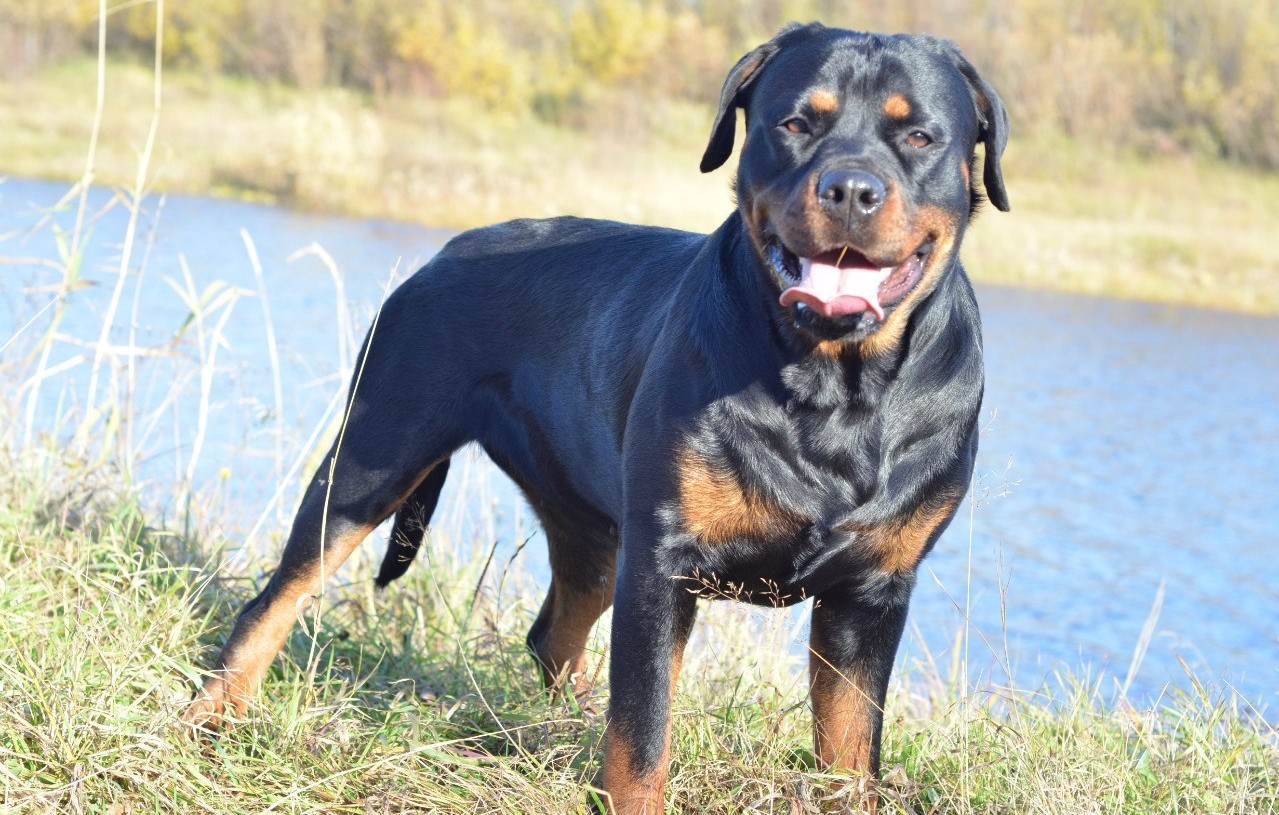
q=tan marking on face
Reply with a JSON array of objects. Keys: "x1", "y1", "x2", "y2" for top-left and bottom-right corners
[
  {"x1": 859, "y1": 212, "x2": 960, "y2": 360},
  {"x1": 960, "y1": 157, "x2": 971, "y2": 188},
  {"x1": 774, "y1": 177, "x2": 964, "y2": 357},
  {"x1": 677, "y1": 448, "x2": 801, "y2": 543},
  {"x1": 876, "y1": 180, "x2": 908, "y2": 234},
  {"x1": 788, "y1": 172, "x2": 904, "y2": 264},
  {"x1": 883, "y1": 93, "x2": 911, "y2": 119},
  {"x1": 809, "y1": 88, "x2": 839, "y2": 112}
]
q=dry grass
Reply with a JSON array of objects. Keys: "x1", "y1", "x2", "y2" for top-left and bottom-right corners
[
  {"x1": 0, "y1": 458, "x2": 1275, "y2": 814},
  {"x1": 1, "y1": 38, "x2": 1277, "y2": 814},
  {"x1": 968, "y1": 134, "x2": 1279, "y2": 314},
  {"x1": 2, "y1": 59, "x2": 1277, "y2": 314},
  {"x1": 0, "y1": 58, "x2": 729, "y2": 231}
]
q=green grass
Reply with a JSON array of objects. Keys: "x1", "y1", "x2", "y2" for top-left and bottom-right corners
[
  {"x1": 2, "y1": 59, "x2": 1278, "y2": 314},
  {"x1": 0, "y1": 456, "x2": 1275, "y2": 813},
  {"x1": 965, "y1": 133, "x2": 1279, "y2": 315},
  {"x1": 1, "y1": 50, "x2": 1278, "y2": 815}
]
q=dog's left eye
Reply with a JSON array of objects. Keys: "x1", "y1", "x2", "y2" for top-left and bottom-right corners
[
  {"x1": 905, "y1": 130, "x2": 934, "y2": 148},
  {"x1": 782, "y1": 118, "x2": 811, "y2": 135}
]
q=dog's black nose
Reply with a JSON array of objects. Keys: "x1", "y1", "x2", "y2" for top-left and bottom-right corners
[{"x1": 818, "y1": 169, "x2": 887, "y2": 218}]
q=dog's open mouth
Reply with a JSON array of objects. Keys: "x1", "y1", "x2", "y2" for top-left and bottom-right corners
[{"x1": 768, "y1": 241, "x2": 928, "y2": 321}]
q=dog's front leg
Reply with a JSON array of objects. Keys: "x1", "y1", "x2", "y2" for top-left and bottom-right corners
[
  {"x1": 601, "y1": 542, "x2": 698, "y2": 815},
  {"x1": 808, "y1": 588, "x2": 910, "y2": 806}
]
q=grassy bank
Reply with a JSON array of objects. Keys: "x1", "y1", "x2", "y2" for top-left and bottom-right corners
[
  {"x1": 2, "y1": 54, "x2": 1278, "y2": 812},
  {"x1": 1, "y1": 460, "x2": 1275, "y2": 814},
  {"x1": 2, "y1": 59, "x2": 1278, "y2": 315}
]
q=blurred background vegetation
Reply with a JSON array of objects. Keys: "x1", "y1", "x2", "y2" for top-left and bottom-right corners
[
  {"x1": 1, "y1": 0, "x2": 1277, "y2": 311},
  {"x1": 7, "y1": 0, "x2": 1279, "y2": 167},
  {"x1": 4, "y1": 0, "x2": 1277, "y2": 168}
]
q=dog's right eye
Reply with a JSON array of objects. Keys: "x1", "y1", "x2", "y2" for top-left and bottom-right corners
[
  {"x1": 781, "y1": 118, "x2": 811, "y2": 135},
  {"x1": 905, "y1": 130, "x2": 934, "y2": 148}
]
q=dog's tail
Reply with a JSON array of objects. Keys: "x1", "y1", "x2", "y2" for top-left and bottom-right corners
[{"x1": 375, "y1": 458, "x2": 451, "y2": 588}]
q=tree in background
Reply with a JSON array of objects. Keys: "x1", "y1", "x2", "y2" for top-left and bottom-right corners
[{"x1": 1, "y1": 0, "x2": 1275, "y2": 169}]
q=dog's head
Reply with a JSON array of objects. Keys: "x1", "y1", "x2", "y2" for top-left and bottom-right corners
[{"x1": 702, "y1": 24, "x2": 1009, "y2": 351}]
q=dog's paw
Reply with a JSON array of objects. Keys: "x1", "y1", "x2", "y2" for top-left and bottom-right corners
[{"x1": 181, "y1": 677, "x2": 235, "y2": 735}]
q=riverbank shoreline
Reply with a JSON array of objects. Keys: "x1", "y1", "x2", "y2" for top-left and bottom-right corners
[{"x1": 2, "y1": 59, "x2": 1278, "y2": 315}]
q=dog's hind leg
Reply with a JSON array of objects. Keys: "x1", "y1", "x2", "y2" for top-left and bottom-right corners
[
  {"x1": 375, "y1": 458, "x2": 451, "y2": 588},
  {"x1": 527, "y1": 521, "x2": 617, "y2": 696},
  {"x1": 185, "y1": 402, "x2": 464, "y2": 729},
  {"x1": 181, "y1": 274, "x2": 483, "y2": 730}
]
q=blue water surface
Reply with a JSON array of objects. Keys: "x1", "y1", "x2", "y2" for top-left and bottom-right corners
[{"x1": 2, "y1": 176, "x2": 1275, "y2": 712}]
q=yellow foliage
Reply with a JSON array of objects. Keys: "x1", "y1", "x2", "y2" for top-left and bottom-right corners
[
  {"x1": 118, "y1": 0, "x2": 245, "y2": 73},
  {"x1": 567, "y1": 0, "x2": 670, "y2": 86},
  {"x1": 1, "y1": 0, "x2": 1277, "y2": 169},
  {"x1": 394, "y1": 0, "x2": 530, "y2": 109}
]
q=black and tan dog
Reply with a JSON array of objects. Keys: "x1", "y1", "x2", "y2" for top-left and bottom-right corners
[{"x1": 185, "y1": 22, "x2": 1008, "y2": 814}]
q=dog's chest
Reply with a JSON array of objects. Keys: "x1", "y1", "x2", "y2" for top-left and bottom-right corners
[{"x1": 672, "y1": 389, "x2": 879, "y2": 546}]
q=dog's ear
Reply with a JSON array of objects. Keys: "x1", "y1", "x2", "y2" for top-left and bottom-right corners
[
  {"x1": 971, "y1": 72, "x2": 1011, "y2": 212},
  {"x1": 699, "y1": 37, "x2": 786, "y2": 173},
  {"x1": 948, "y1": 47, "x2": 1011, "y2": 212}
]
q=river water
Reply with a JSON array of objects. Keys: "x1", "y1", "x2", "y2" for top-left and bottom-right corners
[{"x1": 2, "y1": 176, "x2": 1276, "y2": 711}]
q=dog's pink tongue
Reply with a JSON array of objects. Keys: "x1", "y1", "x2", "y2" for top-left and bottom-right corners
[{"x1": 779, "y1": 257, "x2": 891, "y2": 320}]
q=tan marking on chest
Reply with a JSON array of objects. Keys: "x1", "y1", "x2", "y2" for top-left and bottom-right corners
[
  {"x1": 809, "y1": 88, "x2": 840, "y2": 112},
  {"x1": 883, "y1": 93, "x2": 912, "y2": 119},
  {"x1": 814, "y1": 339, "x2": 847, "y2": 358},
  {"x1": 677, "y1": 449, "x2": 800, "y2": 543},
  {"x1": 867, "y1": 493, "x2": 959, "y2": 573}
]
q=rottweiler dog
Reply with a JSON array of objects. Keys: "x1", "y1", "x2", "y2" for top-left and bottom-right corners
[{"x1": 185, "y1": 22, "x2": 1008, "y2": 814}]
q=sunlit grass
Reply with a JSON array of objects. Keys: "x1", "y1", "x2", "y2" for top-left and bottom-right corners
[
  {"x1": 968, "y1": 134, "x2": 1279, "y2": 314},
  {"x1": 0, "y1": 459, "x2": 1275, "y2": 813},
  {"x1": 1, "y1": 32, "x2": 1277, "y2": 815},
  {"x1": 2, "y1": 59, "x2": 1277, "y2": 313}
]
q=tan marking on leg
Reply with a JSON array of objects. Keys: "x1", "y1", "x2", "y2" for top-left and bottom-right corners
[
  {"x1": 185, "y1": 521, "x2": 376, "y2": 729},
  {"x1": 668, "y1": 646, "x2": 684, "y2": 695},
  {"x1": 810, "y1": 661, "x2": 875, "y2": 774},
  {"x1": 809, "y1": 639, "x2": 881, "y2": 813},
  {"x1": 535, "y1": 578, "x2": 614, "y2": 694},
  {"x1": 601, "y1": 734, "x2": 667, "y2": 815},
  {"x1": 188, "y1": 456, "x2": 448, "y2": 732},
  {"x1": 883, "y1": 93, "x2": 911, "y2": 119},
  {"x1": 676, "y1": 448, "x2": 801, "y2": 543},
  {"x1": 809, "y1": 88, "x2": 839, "y2": 113},
  {"x1": 601, "y1": 637, "x2": 685, "y2": 814}
]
